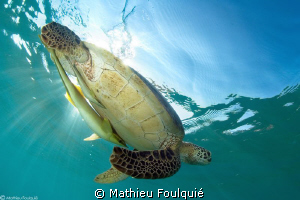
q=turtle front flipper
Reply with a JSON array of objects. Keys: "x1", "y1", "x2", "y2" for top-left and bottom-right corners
[
  {"x1": 70, "y1": 63, "x2": 106, "y2": 109},
  {"x1": 65, "y1": 84, "x2": 84, "y2": 107},
  {"x1": 38, "y1": 34, "x2": 126, "y2": 147},
  {"x1": 94, "y1": 167, "x2": 129, "y2": 184},
  {"x1": 110, "y1": 147, "x2": 181, "y2": 179}
]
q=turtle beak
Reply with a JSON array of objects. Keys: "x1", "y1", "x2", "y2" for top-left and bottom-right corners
[{"x1": 39, "y1": 24, "x2": 51, "y2": 48}]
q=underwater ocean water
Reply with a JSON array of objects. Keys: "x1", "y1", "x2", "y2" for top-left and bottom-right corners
[{"x1": 1, "y1": 0, "x2": 300, "y2": 199}]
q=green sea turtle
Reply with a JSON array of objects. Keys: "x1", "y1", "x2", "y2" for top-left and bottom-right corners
[{"x1": 39, "y1": 22, "x2": 211, "y2": 183}]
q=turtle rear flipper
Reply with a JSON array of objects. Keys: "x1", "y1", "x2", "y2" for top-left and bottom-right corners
[
  {"x1": 94, "y1": 167, "x2": 129, "y2": 184},
  {"x1": 110, "y1": 147, "x2": 181, "y2": 179}
]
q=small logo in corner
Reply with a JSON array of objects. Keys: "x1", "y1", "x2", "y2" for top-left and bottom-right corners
[{"x1": 0, "y1": 195, "x2": 5, "y2": 200}]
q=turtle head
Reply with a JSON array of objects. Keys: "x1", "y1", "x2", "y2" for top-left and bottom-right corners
[
  {"x1": 179, "y1": 142, "x2": 211, "y2": 165},
  {"x1": 40, "y1": 22, "x2": 89, "y2": 74}
]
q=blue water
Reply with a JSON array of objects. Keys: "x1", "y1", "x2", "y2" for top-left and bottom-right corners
[{"x1": 1, "y1": 0, "x2": 300, "y2": 199}]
